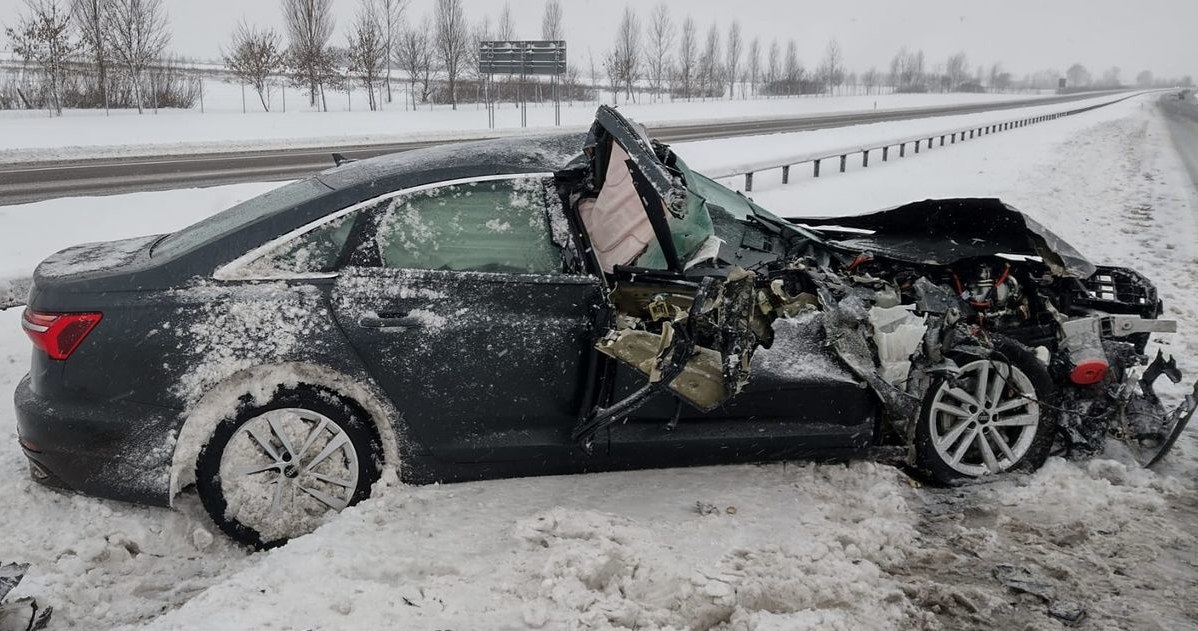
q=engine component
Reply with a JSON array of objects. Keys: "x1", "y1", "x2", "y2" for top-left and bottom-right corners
[{"x1": 1060, "y1": 317, "x2": 1110, "y2": 385}]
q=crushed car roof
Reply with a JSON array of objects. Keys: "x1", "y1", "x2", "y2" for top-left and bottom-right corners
[{"x1": 316, "y1": 132, "x2": 587, "y2": 193}]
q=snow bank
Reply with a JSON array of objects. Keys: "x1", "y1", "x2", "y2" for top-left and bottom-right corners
[{"x1": 138, "y1": 463, "x2": 927, "y2": 631}]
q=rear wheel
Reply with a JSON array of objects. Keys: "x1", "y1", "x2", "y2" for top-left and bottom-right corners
[
  {"x1": 915, "y1": 338, "x2": 1057, "y2": 482},
  {"x1": 196, "y1": 386, "x2": 380, "y2": 548}
]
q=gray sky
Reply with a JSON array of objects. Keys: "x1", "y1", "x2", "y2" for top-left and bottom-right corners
[{"x1": 2, "y1": 0, "x2": 1195, "y2": 80}]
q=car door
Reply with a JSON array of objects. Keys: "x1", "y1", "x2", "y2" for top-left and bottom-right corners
[
  {"x1": 327, "y1": 174, "x2": 606, "y2": 466},
  {"x1": 578, "y1": 107, "x2": 879, "y2": 465}
]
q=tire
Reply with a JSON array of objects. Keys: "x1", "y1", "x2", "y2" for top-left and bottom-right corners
[
  {"x1": 196, "y1": 385, "x2": 381, "y2": 548},
  {"x1": 914, "y1": 336, "x2": 1057, "y2": 483}
]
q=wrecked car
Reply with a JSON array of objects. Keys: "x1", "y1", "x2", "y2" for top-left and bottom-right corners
[{"x1": 12, "y1": 106, "x2": 1196, "y2": 547}]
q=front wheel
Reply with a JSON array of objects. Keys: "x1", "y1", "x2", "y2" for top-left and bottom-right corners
[
  {"x1": 914, "y1": 337, "x2": 1057, "y2": 483},
  {"x1": 196, "y1": 386, "x2": 381, "y2": 548}
]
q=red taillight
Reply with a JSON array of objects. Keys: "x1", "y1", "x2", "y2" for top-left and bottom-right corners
[{"x1": 21, "y1": 309, "x2": 103, "y2": 360}]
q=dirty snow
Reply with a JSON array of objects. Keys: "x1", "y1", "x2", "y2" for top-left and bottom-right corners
[{"x1": 0, "y1": 93, "x2": 1194, "y2": 630}]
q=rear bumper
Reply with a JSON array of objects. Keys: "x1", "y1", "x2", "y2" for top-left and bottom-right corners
[{"x1": 13, "y1": 374, "x2": 178, "y2": 507}]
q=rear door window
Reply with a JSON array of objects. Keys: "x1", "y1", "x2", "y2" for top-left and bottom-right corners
[{"x1": 364, "y1": 177, "x2": 563, "y2": 275}]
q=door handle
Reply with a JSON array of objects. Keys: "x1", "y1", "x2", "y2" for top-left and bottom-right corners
[{"x1": 358, "y1": 312, "x2": 424, "y2": 329}]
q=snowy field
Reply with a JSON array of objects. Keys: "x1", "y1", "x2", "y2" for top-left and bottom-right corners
[
  {"x1": 0, "y1": 88, "x2": 1067, "y2": 163},
  {"x1": 2, "y1": 93, "x2": 1197, "y2": 630}
]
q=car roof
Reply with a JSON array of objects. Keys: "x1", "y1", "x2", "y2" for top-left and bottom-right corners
[{"x1": 315, "y1": 132, "x2": 587, "y2": 193}]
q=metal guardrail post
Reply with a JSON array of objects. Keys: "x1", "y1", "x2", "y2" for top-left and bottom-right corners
[
  {"x1": 744, "y1": 172, "x2": 753, "y2": 191},
  {"x1": 839, "y1": 155, "x2": 847, "y2": 172},
  {"x1": 882, "y1": 146, "x2": 889, "y2": 161},
  {"x1": 914, "y1": 140, "x2": 921, "y2": 154},
  {"x1": 863, "y1": 150, "x2": 869, "y2": 167},
  {"x1": 813, "y1": 159, "x2": 821, "y2": 177},
  {"x1": 899, "y1": 143, "x2": 905, "y2": 157},
  {"x1": 940, "y1": 135, "x2": 945, "y2": 146},
  {"x1": 782, "y1": 165, "x2": 790, "y2": 184}
]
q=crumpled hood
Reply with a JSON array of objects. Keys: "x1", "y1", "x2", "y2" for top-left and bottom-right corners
[{"x1": 799, "y1": 198, "x2": 1097, "y2": 278}]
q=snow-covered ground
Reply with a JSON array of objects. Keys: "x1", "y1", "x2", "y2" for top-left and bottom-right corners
[
  {"x1": 1, "y1": 92, "x2": 1196, "y2": 630},
  {"x1": 0, "y1": 89, "x2": 1068, "y2": 163}
]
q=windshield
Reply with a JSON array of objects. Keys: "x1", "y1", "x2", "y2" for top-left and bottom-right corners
[{"x1": 152, "y1": 179, "x2": 330, "y2": 259}]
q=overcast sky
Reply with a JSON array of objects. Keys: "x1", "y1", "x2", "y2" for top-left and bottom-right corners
[{"x1": 1, "y1": 0, "x2": 1194, "y2": 80}]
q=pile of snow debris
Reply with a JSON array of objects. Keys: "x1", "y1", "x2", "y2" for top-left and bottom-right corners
[
  {"x1": 0, "y1": 563, "x2": 50, "y2": 631},
  {"x1": 0, "y1": 277, "x2": 28, "y2": 312}
]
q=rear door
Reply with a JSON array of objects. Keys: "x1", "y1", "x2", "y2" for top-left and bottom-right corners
[{"x1": 327, "y1": 175, "x2": 605, "y2": 464}]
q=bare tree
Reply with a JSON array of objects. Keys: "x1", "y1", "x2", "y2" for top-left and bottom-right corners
[
  {"x1": 396, "y1": 17, "x2": 434, "y2": 109},
  {"x1": 346, "y1": 0, "x2": 388, "y2": 110},
  {"x1": 990, "y1": 64, "x2": 1012, "y2": 91},
  {"x1": 698, "y1": 23, "x2": 720, "y2": 99},
  {"x1": 1100, "y1": 66, "x2": 1121, "y2": 87},
  {"x1": 766, "y1": 38, "x2": 779, "y2": 88},
  {"x1": 466, "y1": 13, "x2": 490, "y2": 104},
  {"x1": 541, "y1": 0, "x2": 562, "y2": 40},
  {"x1": 724, "y1": 20, "x2": 741, "y2": 99},
  {"x1": 1136, "y1": 70, "x2": 1154, "y2": 87},
  {"x1": 433, "y1": 0, "x2": 468, "y2": 109},
  {"x1": 587, "y1": 48, "x2": 598, "y2": 104},
  {"x1": 105, "y1": 0, "x2": 170, "y2": 113},
  {"x1": 783, "y1": 39, "x2": 801, "y2": 95},
  {"x1": 945, "y1": 52, "x2": 968, "y2": 90},
  {"x1": 674, "y1": 15, "x2": 696, "y2": 99},
  {"x1": 890, "y1": 47, "x2": 925, "y2": 91},
  {"x1": 602, "y1": 47, "x2": 620, "y2": 104},
  {"x1": 6, "y1": 0, "x2": 79, "y2": 115},
  {"x1": 282, "y1": 0, "x2": 336, "y2": 111},
  {"x1": 71, "y1": 0, "x2": 111, "y2": 108},
  {"x1": 816, "y1": 38, "x2": 844, "y2": 94},
  {"x1": 224, "y1": 21, "x2": 286, "y2": 111},
  {"x1": 746, "y1": 36, "x2": 760, "y2": 97},
  {"x1": 645, "y1": 2, "x2": 673, "y2": 102},
  {"x1": 612, "y1": 5, "x2": 640, "y2": 101},
  {"x1": 376, "y1": 0, "x2": 407, "y2": 103},
  {"x1": 861, "y1": 67, "x2": 880, "y2": 94},
  {"x1": 1064, "y1": 63, "x2": 1090, "y2": 88},
  {"x1": 496, "y1": 2, "x2": 515, "y2": 40}
]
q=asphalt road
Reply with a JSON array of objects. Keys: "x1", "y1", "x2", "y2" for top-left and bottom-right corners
[
  {"x1": 0, "y1": 90, "x2": 1126, "y2": 206},
  {"x1": 1160, "y1": 90, "x2": 1198, "y2": 190}
]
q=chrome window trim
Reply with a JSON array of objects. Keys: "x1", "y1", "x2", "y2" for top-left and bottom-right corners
[{"x1": 215, "y1": 172, "x2": 556, "y2": 281}]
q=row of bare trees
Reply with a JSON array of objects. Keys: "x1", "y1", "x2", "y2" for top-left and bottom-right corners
[
  {"x1": 224, "y1": 0, "x2": 572, "y2": 113},
  {"x1": 2, "y1": 0, "x2": 189, "y2": 114},
  {"x1": 596, "y1": 3, "x2": 850, "y2": 105}
]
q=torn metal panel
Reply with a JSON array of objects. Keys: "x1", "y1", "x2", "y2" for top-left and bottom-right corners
[
  {"x1": 800, "y1": 198, "x2": 1097, "y2": 278},
  {"x1": 596, "y1": 329, "x2": 727, "y2": 410},
  {"x1": 0, "y1": 563, "x2": 51, "y2": 631}
]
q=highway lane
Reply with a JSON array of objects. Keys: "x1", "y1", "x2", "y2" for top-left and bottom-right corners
[
  {"x1": 0, "y1": 90, "x2": 1127, "y2": 206},
  {"x1": 1160, "y1": 90, "x2": 1198, "y2": 191}
]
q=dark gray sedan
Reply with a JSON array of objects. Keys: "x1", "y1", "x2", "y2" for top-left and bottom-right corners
[{"x1": 14, "y1": 107, "x2": 1194, "y2": 547}]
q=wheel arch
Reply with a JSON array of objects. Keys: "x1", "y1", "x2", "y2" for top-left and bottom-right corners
[{"x1": 168, "y1": 361, "x2": 403, "y2": 505}]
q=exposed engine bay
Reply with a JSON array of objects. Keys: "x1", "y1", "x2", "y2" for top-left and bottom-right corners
[{"x1": 565, "y1": 107, "x2": 1197, "y2": 477}]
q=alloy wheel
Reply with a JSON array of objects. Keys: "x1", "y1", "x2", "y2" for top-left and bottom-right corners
[{"x1": 927, "y1": 359, "x2": 1040, "y2": 476}]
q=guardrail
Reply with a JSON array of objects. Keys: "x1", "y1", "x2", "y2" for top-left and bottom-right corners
[{"x1": 705, "y1": 91, "x2": 1151, "y2": 191}]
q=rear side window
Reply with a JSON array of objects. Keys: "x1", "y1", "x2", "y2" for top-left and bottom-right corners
[
  {"x1": 366, "y1": 178, "x2": 562, "y2": 274},
  {"x1": 240, "y1": 213, "x2": 357, "y2": 277}
]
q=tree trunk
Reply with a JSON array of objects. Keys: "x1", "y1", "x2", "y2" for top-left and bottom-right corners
[{"x1": 131, "y1": 67, "x2": 144, "y2": 114}]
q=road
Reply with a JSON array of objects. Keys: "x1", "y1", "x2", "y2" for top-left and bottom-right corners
[
  {"x1": 0, "y1": 90, "x2": 1126, "y2": 206},
  {"x1": 1161, "y1": 90, "x2": 1198, "y2": 190}
]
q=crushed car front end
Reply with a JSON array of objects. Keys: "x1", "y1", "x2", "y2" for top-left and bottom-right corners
[{"x1": 567, "y1": 106, "x2": 1196, "y2": 479}]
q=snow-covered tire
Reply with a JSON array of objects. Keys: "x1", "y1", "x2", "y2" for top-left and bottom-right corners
[
  {"x1": 914, "y1": 337, "x2": 1057, "y2": 483},
  {"x1": 196, "y1": 385, "x2": 381, "y2": 548}
]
